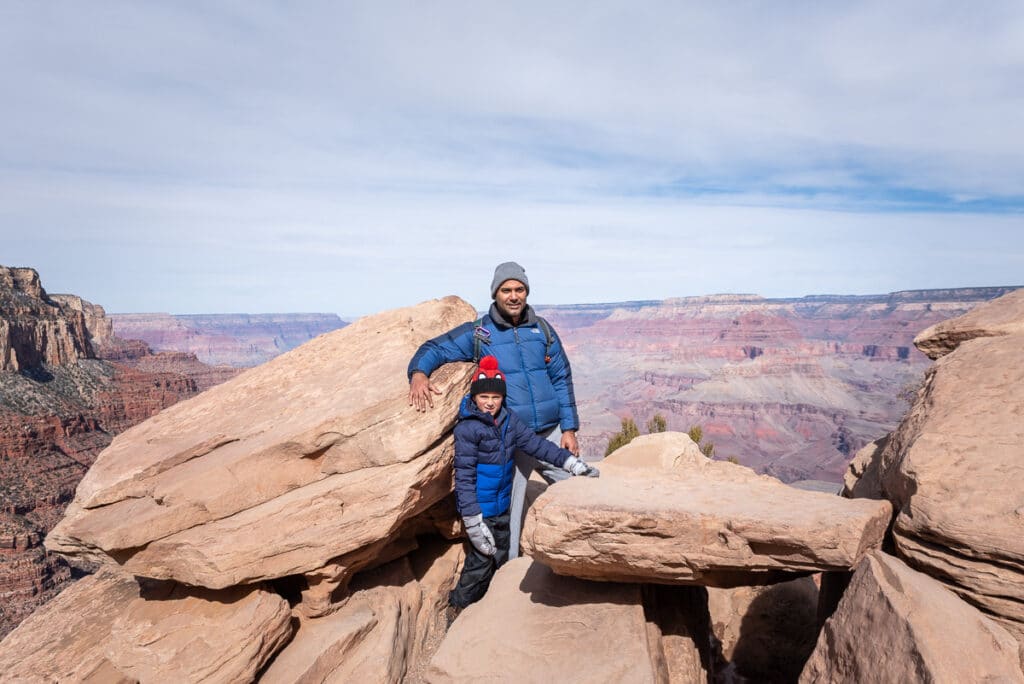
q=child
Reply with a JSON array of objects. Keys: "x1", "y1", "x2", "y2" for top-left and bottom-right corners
[{"x1": 448, "y1": 356, "x2": 597, "y2": 611}]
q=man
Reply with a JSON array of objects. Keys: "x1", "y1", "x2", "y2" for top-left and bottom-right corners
[{"x1": 408, "y1": 261, "x2": 580, "y2": 558}]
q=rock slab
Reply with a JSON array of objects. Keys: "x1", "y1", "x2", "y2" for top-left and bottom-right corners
[
  {"x1": 46, "y1": 297, "x2": 476, "y2": 587},
  {"x1": 800, "y1": 552, "x2": 1023, "y2": 683},
  {"x1": 913, "y1": 287, "x2": 1024, "y2": 359},
  {"x1": 524, "y1": 433, "x2": 891, "y2": 586},
  {"x1": 0, "y1": 568, "x2": 292, "y2": 683},
  {"x1": 425, "y1": 558, "x2": 669, "y2": 683}
]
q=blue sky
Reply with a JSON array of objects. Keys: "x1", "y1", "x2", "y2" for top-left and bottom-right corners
[{"x1": 2, "y1": 2, "x2": 1022, "y2": 318}]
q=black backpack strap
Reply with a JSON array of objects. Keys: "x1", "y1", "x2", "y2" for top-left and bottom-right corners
[
  {"x1": 471, "y1": 316, "x2": 488, "y2": 362},
  {"x1": 536, "y1": 316, "x2": 554, "y2": 363}
]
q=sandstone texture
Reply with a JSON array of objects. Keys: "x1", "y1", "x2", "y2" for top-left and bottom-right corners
[
  {"x1": 523, "y1": 432, "x2": 891, "y2": 586},
  {"x1": 0, "y1": 567, "x2": 292, "y2": 683},
  {"x1": 46, "y1": 296, "x2": 476, "y2": 587},
  {"x1": 913, "y1": 286, "x2": 1024, "y2": 359},
  {"x1": 263, "y1": 540, "x2": 462, "y2": 684},
  {"x1": 800, "y1": 552, "x2": 1023, "y2": 683},
  {"x1": 841, "y1": 289, "x2": 1024, "y2": 651},
  {"x1": 425, "y1": 558, "x2": 697, "y2": 683}
]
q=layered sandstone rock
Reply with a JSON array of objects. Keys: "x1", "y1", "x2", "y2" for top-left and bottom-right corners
[
  {"x1": 913, "y1": 287, "x2": 1024, "y2": 359},
  {"x1": 840, "y1": 289, "x2": 1024, "y2": 660},
  {"x1": 0, "y1": 567, "x2": 292, "y2": 683},
  {"x1": 47, "y1": 297, "x2": 476, "y2": 587},
  {"x1": 888, "y1": 341, "x2": 1024, "y2": 640},
  {"x1": 263, "y1": 540, "x2": 462, "y2": 683},
  {"x1": 0, "y1": 266, "x2": 93, "y2": 371},
  {"x1": 523, "y1": 433, "x2": 891, "y2": 586},
  {"x1": 425, "y1": 558, "x2": 704, "y2": 683},
  {"x1": 800, "y1": 552, "x2": 1023, "y2": 683}
]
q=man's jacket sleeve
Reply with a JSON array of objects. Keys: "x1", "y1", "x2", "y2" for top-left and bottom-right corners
[
  {"x1": 509, "y1": 414, "x2": 571, "y2": 469},
  {"x1": 544, "y1": 326, "x2": 580, "y2": 432},
  {"x1": 407, "y1": 321, "x2": 477, "y2": 380},
  {"x1": 452, "y1": 423, "x2": 481, "y2": 517}
]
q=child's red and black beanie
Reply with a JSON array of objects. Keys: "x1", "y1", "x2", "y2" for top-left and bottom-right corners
[{"x1": 471, "y1": 356, "x2": 507, "y2": 397}]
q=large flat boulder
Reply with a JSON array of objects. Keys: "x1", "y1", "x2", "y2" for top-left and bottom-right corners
[
  {"x1": 0, "y1": 568, "x2": 292, "y2": 683},
  {"x1": 425, "y1": 558, "x2": 688, "y2": 683},
  {"x1": 914, "y1": 287, "x2": 1024, "y2": 359},
  {"x1": 800, "y1": 552, "x2": 1023, "y2": 683},
  {"x1": 46, "y1": 297, "x2": 476, "y2": 587},
  {"x1": 523, "y1": 433, "x2": 891, "y2": 586}
]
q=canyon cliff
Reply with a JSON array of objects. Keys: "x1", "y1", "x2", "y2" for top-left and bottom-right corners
[
  {"x1": 110, "y1": 312, "x2": 346, "y2": 367},
  {"x1": 1, "y1": 292, "x2": 1020, "y2": 682},
  {"x1": 0, "y1": 266, "x2": 239, "y2": 639},
  {"x1": 536, "y1": 286, "x2": 1019, "y2": 483}
]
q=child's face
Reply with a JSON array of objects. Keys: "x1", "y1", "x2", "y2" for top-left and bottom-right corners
[{"x1": 473, "y1": 392, "x2": 503, "y2": 416}]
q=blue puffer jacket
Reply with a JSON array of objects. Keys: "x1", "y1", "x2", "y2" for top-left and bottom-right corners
[
  {"x1": 453, "y1": 395, "x2": 572, "y2": 518},
  {"x1": 408, "y1": 303, "x2": 579, "y2": 433}
]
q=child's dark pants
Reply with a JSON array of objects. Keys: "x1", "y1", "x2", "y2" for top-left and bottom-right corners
[{"x1": 448, "y1": 511, "x2": 511, "y2": 608}]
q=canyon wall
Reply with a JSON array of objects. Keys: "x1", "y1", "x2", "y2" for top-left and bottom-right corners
[
  {"x1": 536, "y1": 286, "x2": 1020, "y2": 484},
  {"x1": 0, "y1": 266, "x2": 239, "y2": 639},
  {"x1": 110, "y1": 312, "x2": 347, "y2": 367}
]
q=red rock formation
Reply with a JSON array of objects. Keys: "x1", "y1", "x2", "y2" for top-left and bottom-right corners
[
  {"x1": 537, "y1": 287, "x2": 1021, "y2": 483},
  {"x1": 0, "y1": 267, "x2": 240, "y2": 639},
  {"x1": 0, "y1": 267, "x2": 93, "y2": 371}
]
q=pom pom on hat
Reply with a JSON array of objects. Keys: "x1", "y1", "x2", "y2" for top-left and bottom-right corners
[{"x1": 471, "y1": 355, "x2": 507, "y2": 397}]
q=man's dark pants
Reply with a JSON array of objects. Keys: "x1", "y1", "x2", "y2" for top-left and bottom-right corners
[{"x1": 448, "y1": 511, "x2": 511, "y2": 608}]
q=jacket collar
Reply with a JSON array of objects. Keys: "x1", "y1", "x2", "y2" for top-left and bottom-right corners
[{"x1": 487, "y1": 302, "x2": 537, "y2": 328}]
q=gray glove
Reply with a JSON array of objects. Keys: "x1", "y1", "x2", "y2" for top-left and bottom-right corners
[
  {"x1": 563, "y1": 455, "x2": 600, "y2": 478},
  {"x1": 463, "y1": 514, "x2": 496, "y2": 556}
]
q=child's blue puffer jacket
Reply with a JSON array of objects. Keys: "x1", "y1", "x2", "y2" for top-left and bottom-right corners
[{"x1": 453, "y1": 395, "x2": 571, "y2": 518}]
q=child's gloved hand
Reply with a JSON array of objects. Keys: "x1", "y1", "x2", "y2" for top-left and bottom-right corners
[
  {"x1": 563, "y1": 455, "x2": 600, "y2": 478},
  {"x1": 462, "y1": 514, "x2": 496, "y2": 556}
]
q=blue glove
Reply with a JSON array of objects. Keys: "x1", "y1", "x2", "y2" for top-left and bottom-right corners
[{"x1": 462, "y1": 514, "x2": 496, "y2": 556}]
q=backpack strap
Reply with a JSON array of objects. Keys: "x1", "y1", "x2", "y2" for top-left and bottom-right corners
[
  {"x1": 471, "y1": 317, "x2": 488, "y2": 362},
  {"x1": 472, "y1": 315, "x2": 555, "y2": 363},
  {"x1": 536, "y1": 316, "x2": 554, "y2": 363}
]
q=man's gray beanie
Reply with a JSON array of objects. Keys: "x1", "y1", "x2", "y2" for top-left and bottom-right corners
[{"x1": 490, "y1": 262, "x2": 530, "y2": 298}]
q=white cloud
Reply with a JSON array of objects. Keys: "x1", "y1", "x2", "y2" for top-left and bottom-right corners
[{"x1": 1, "y1": 2, "x2": 1022, "y2": 315}]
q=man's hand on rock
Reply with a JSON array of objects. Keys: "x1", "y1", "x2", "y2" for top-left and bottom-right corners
[
  {"x1": 408, "y1": 372, "x2": 442, "y2": 412},
  {"x1": 560, "y1": 429, "x2": 579, "y2": 456}
]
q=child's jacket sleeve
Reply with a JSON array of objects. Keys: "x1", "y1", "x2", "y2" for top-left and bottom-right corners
[
  {"x1": 508, "y1": 413, "x2": 572, "y2": 469},
  {"x1": 452, "y1": 422, "x2": 482, "y2": 517}
]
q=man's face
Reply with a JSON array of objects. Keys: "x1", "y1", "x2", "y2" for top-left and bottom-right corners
[
  {"x1": 473, "y1": 392, "x2": 503, "y2": 416},
  {"x1": 494, "y1": 280, "x2": 527, "y2": 321}
]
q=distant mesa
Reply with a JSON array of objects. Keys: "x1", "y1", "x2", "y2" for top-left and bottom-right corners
[{"x1": 109, "y1": 312, "x2": 347, "y2": 368}]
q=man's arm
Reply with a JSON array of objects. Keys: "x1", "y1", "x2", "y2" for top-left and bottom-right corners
[{"x1": 406, "y1": 321, "x2": 477, "y2": 411}]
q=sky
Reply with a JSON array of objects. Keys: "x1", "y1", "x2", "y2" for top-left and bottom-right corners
[{"x1": 2, "y1": 2, "x2": 1023, "y2": 318}]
